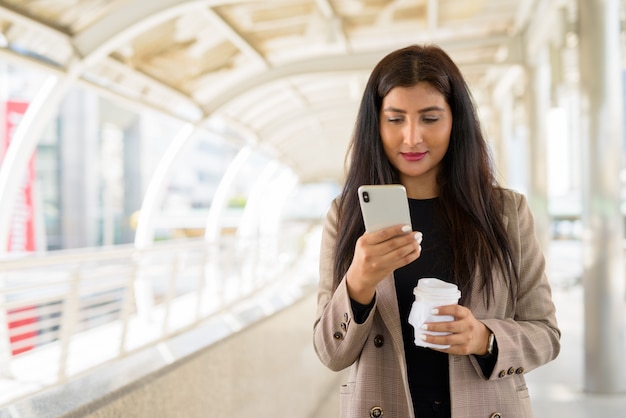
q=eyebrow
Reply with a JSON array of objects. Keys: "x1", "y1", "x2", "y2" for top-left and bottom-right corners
[{"x1": 382, "y1": 106, "x2": 446, "y2": 113}]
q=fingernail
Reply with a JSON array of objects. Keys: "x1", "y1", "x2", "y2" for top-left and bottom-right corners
[
  {"x1": 419, "y1": 334, "x2": 427, "y2": 341},
  {"x1": 401, "y1": 225, "x2": 412, "y2": 233},
  {"x1": 418, "y1": 244, "x2": 422, "y2": 252},
  {"x1": 414, "y1": 232, "x2": 423, "y2": 243},
  {"x1": 431, "y1": 308, "x2": 439, "y2": 315},
  {"x1": 420, "y1": 324, "x2": 428, "y2": 330}
]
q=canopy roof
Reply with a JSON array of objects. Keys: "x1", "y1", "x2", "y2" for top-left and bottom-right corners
[{"x1": 0, "y1": 0, "x2": 550, "y2": 183}]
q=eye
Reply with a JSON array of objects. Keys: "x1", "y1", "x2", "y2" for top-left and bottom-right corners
[
  {"x1": 386, "y1": 115, "x2": 404, "y2": 124},
  {"x1": 422, "y1": 115, "x2": 440, "y2": 123}
]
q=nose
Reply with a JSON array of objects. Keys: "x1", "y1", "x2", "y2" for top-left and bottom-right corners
[{"x1": 403, "y1": 119, "x2": 423, "y2": 146}]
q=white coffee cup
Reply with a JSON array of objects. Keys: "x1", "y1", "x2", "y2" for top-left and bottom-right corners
[{"x1": 408, "y1": 278, "x2": 461, "y2": 349}]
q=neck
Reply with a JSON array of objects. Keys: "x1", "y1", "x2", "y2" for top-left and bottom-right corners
[{"x1": 401, "y1": 176, "x2": 439, "y2": 199}]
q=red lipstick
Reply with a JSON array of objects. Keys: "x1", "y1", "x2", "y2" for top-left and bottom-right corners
[{"x1": 401, "y1": 152, "x2": 427, "y2": 162}]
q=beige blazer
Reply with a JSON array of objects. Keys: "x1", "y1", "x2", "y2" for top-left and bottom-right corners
[{"x1": 313, "y1": 190, "x2": 561, "y2": 418}]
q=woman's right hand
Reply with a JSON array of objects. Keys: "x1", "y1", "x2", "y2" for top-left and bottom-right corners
[{"x1": 346, "y1": 224, "x2": 422, "y2": 304}]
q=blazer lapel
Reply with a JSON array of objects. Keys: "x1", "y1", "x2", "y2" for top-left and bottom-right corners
[
  {"x1": 376, "y1": 274, "x2": 414, "y2": 414},
  {"x1": 376, "y1": 273, "x2": 403, "y2": 355}
]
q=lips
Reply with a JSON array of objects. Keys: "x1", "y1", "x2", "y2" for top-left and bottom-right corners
[{"x1": 401, "y1": 152, "x2": 427, "y2": 162}]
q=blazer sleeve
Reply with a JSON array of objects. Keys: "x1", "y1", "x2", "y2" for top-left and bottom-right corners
[
  {"x1": 313, "y1": 198, "x2": 376, "y2": 372},
  {"x1": 476, "y1": 191, "x2": 561, "y2": 380}
]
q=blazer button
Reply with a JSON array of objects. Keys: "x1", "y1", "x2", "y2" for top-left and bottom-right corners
[
  {"x1": 373, "y1": 334, "x2": 384, "y2": 348},
  {"x1": 507, "y1": 367, "x2": 515, "y2": 375},
  {"x1": 370, "y1": 406, "x2": 383, "y2": 417},
  {"x1": 516, "y1": 367, "x2": 525, "y2": 374},
  {"x1": 333, "y1": 332, "x2": 343, "y2": 340},
  {"x1": 490, "y1": 413, "x2": 502, "y2": 418},
  {"x1": 498, "y1": 370, "x2": 506, "y2": 378}
]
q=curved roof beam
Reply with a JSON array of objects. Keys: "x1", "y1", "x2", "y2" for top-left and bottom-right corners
[
  {"x1": 71, "y1": 0, "x2": 267, "y2": 117},
  {"x1": 134, "y1": 123, "x2": 197, "y2": 249},
  {"x1": 199, "y1": 7, "x2": 269, "y2": 67},
  {"x1": 200, "y1": 33, "x2": 523, "y2": 115},
  {"x1": 72, "y1": 0, "x2": 259, "y2": 64},
  {"x1": 257, "y1": 101, "x2": 358, "y2": 141},
  {"x1": 314, "y1": 0, "x2": 348, "y2": 51},
  {"x1": 61, "y1": 0, "x2": 524, "y2": 125},
  {"x1": 427, "y1": 0, "x2": 439, "y2": 29},
  {"x1": 70, "y1": 0, "x2": 523, "y2": 118},
  {"x1": 73, "y1": 0, "x2": 203, "y2": 64},
  {"x1": 201, "y1": 50, "x2": 387, "y2": 114},
  {"x1": 0, "y1": 76, "x2": 63, "y2": 254}
]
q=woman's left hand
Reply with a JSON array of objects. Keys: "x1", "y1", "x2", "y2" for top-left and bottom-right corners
[{"x1": 421, "y1": 305, "x2": 491, "y2": 356}]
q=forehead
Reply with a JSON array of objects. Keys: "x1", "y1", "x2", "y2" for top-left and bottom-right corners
[{"x1": 382, "y1": 83, "x2": 448, "y2": 108}]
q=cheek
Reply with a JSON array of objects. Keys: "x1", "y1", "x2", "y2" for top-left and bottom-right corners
[
  {"x1": 380, "y1": 126, "x2": 402, "y2": 146},
  {"x1": 379, "y1": 136, "x2": 398, "y2": 164},
  {"x1": 433, "y1": 125, "x2": 452, "y2": 148},
  {"x1": 379, "y1": 129, "x2": 393, "y2": 149}
]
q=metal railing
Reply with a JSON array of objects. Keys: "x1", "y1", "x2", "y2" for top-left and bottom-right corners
[{"x1": 0, "y1": 220, "x2": 320, "y2": 406}]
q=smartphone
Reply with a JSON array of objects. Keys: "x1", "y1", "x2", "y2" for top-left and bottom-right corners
[{"x1": 358, "y1": 184, "x2": 412, "y2": 232}]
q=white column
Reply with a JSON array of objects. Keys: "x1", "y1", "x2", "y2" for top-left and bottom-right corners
[
  {"x1": 494, "y1": 90, "x2": 513, "y2": 187},
  {"x1": 578, "y1": 0, "x2": 626, "y2": 394},
  {"x1": 491, "y1": 66, "x2": 523, "y2": 189},
  {"x1": 526, "y1": 47, "x2": 552, "y2": 251}
]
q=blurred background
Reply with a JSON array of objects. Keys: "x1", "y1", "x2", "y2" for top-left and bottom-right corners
[{"x1": 0, "y1": 1, "x2": 624, "y2": 417}]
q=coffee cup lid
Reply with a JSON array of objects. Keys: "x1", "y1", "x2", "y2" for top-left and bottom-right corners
[{"x1": 413, "y1": 278, "x2": 460, "y2": 297}]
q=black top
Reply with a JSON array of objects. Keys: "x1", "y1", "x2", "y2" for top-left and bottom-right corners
[{"x1": 394, "y1": 197, "x2": 453, "y2": 417}]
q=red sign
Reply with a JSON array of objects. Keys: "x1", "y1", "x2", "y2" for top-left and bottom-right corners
[
  {"x1": 2, "y1": 100, "x2": 38, "y2": 355},
  {"x1": 2, "y1": 100, "x2": 35, "y2": 252},
  {"x1": 7, "y1": 306, "x2": 37, "y2": 355}
]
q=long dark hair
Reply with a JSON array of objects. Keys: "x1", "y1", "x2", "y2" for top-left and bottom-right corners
[{"x1": 334, "y1": 44, "x2": 518, "y2": 307}]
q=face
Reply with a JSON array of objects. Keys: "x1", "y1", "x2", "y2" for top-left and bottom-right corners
[{"x1": 379, "y1": 82, "x2": 452, "y2": 198}]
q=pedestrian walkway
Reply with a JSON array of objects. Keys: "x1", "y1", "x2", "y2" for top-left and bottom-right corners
[
  {"x1": 527, "y1": 285, "x2": 626, "y2": 417},
  {"x1": 526, "y1": 240, "x2": 626, "y2": 417}
]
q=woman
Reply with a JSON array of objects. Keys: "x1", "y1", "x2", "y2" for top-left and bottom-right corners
[{"x1": 313, "y1": 44, "x2": 561, "y2": 418}]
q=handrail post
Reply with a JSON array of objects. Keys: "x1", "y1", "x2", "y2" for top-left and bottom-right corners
[
  {"x1": 162, "y1": 251, "x2": 179, "y2": 335},
  {"x1": 134, "y1": 249, "x2": 156, "y2": 322},
  {"x1": 195, "y1": 247, "x2": 207, "y2": 321},
  {"x1": 57, "y1": 267, "x2": 81, "y2": 382},
  {"x1": 204, "y1": 241, "x2": 222, "y2": 314},
  {"x1": 118, "y1": 259, "x2": 138, "y2": 357}
]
